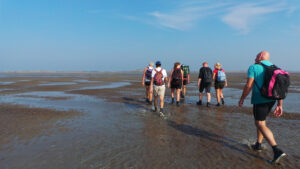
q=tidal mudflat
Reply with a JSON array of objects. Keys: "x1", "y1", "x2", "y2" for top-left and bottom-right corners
[{"x1": 0, "y1": 72, "x2": 299, "y2": 169}]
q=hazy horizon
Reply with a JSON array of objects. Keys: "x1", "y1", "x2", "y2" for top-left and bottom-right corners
[{"x1": 1, "y1": 0, "x2": 300, "y2": 72}]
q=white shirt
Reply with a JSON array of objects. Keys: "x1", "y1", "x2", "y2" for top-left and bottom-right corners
[{"x1": 151, "y1": 67, "x2": 167, "y2": 86}]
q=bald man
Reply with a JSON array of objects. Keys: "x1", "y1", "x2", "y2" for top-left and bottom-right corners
[{"x1": 239, "y1": 51, "x2": 286, "y2": 164}]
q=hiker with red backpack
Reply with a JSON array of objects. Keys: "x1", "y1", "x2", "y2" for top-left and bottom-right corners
[
  {"x1": 150, "y1": 61, "x2": 168, "y2": 117},
  {"x1": 239, "y1": 51, "x2": 290, "y2": 164},
  {"x1": 142, "y1": 62, "x2": 154, "y2": 104},
  {"x1": 168, "y1": 62, "x2": 184, "y2": 106},
  {"x1": 213, "y1": 63, "x2": 227, "y2": 106}
]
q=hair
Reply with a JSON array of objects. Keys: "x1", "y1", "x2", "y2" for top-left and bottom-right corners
[
  {"x1": 203, "y1": 62, "x2": 208, "y2": 66},
  {"x1": 174, "y1": 62, "x2": 181, "y2": 69},
  {"x1": 215, "y1": 63, "x2": 221, "y2": 69}
]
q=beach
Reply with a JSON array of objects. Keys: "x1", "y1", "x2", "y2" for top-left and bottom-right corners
[{"x1": 0, "y1": 72, "x2": 299, "y2": 169}]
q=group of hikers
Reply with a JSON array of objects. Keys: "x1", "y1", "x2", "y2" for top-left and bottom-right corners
[
  {"x1": 142, "y1": 61, "x2": 227, "y2": 112},
  {"x1": 141, "y1": 51, "x2": 290, "y2": 164}
]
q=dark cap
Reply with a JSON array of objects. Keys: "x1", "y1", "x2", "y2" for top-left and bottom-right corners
[{"x1": 155, "y1": 61, "x2": 161, "y2": 65}]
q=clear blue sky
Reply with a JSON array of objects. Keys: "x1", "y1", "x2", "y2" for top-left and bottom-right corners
[{"x1": 1, "y1": 0, "x2": 300, "y2": 72}]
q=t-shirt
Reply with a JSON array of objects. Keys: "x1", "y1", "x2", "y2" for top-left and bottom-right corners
[
  {"x1": 181, "y1": 65, "x2": 190, "y2": 79},
  {"x1": 213, "y1": 69, "x2": 225, "y2": 82},
  {"x1": 198, "y1": 67, "x2": 213, "y2": 83},
  {"x1": 151, "y1": 67, "x2": 168, "y2": 86},
  {"x1": 248, "y1": 60, "x2": 274, "y2": 104}
]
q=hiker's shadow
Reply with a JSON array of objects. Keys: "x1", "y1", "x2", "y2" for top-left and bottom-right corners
[
  {"x1": 122, "y1": 97, "x2": 150, "y2": 110},
  {"x1": 167, "y1": 120, "x2": 267, "y2": 161}
]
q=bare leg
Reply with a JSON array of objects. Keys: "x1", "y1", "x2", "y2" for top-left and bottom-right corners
[
  {"x1": 257, "y1": 128, "x2": 264, "y2": 143},
  {"x1": 220, "y1": 89, "x2": 224, "y2": 99},
  {"x1": 255, "y1": 120, "x2": 277, "y2": 146},
  {"x1": 183, "y1": 85, "x2": 186, "y2": 96},
  {"x1": 146, "y1": 86, "x2": 150, "y2": 100},
  {"x1": 216, "y1": 89, "x2": 220, "y2": 104},
  {"x1": 207, "y1": 93, "x2": 211, "y2": 103},
  {"x1": 149, "y1": 89, "x2": 153, "y2": 101},
  {"x1": 171, "y1": 88, "x2": 175, "y2": 99},
  {"x1": 154, "y1": 96, "x2": 158, "y2": 108},
  {"x1": 176, "y1": 89, "x2": 181, "y2": 102},
  {"x1": 199, "y1": 92, "x2": 203, "y2": 101},
  {"x1": 159, "y1": 94, "x2": 164, "y2": 109}
]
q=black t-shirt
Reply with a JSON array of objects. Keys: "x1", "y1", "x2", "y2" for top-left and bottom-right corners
[{"x1": 198, "y1": 67, "x2": 213, "y2": 83}]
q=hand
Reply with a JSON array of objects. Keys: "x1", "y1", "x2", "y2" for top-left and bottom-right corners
[
  {"x1": 150, "y1": 87, "x2": 153, "y2": 93},
  {"x1": 142, "y1": 82, "x2": 145, "y2": 87},
  {"x1": 273, "y1": 105, "x2": 283, "y2": 117},
  {"x1": 238, "y1": 99, "x2": 244, "y2": 107},
  {"x1": 225, "y1": 83, "x2": 228, "y2": 87},
  {"x1": 197, "y1": 83, "x2": 200, "y2": 88},
  {"x1": 168, "y1": 83, "x2": 170, "y2": 88}
]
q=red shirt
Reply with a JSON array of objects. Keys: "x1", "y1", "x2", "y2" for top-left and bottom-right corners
[{"x1": 213, "y1": 69, "x2": 225, "y2": 75}]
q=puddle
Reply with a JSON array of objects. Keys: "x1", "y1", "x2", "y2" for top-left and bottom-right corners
[
  {"x1": 0, "y1": 91, "x2": 102, "y2": 112},
  {"x1": 73, "y1": 79, "x2": 99, "y2": 83},
  {"x1": 38, "y1": 82, "x2": 77, "y2": 86},
  {"x1": 0, "y1": 82, "x2": 15, "y2": 85},
  {"x1": 80, "y1": 82, "x2": 131, "y2": 90}
]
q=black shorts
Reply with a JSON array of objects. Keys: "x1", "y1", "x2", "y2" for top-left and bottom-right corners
[
  {"x1": 171, "y1": 80, "x2": 182, "y2": 89},
  {"x1": 183, "y1": 80, "x2": 188, "y2": 85},
  {"x1": 253, "y1": 101, "x2": 276, "y2": 121},
  {"x1": 199, "y1": 82, "x2": 211, "y2": 93},
  {"x1": 215, "y1": 82, "x2": 225, "y2": 89},
  {"x1": 145, "y1": 81, "x2": 151, "y2": 86}
]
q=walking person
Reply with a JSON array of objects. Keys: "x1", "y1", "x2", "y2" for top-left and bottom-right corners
[
  {"x1": 180, "y1": 64, "x2": 190, "y2": 99},
  {"x1": 150, "y1": 61, "x2": 168, "y2": 117},
  {"x1": 168, "y1": 62, "x2": 184, "y2": 107},
  {"x1": 197, "y1": 62, "x2": 213, "y2": 107},
  {"x1": 213, "y1": 63, "x2": 227, "y2": 106},
  {"x1": 239, "y1": 51, "x2": 288, "y2": 164},
  {"x1": 142, "y1": 62, "x2": 154, "y2": 104}
]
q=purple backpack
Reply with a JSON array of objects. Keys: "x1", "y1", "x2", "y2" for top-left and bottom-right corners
[{"x1": 255, "y1": 63, "x2": 290, "y2": 100}]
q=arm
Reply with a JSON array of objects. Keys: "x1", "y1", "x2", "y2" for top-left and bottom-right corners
[
  {"x1": 168, "y1": 69, "x2": 173, "y2": 88},
  {"x1": 212, "y1": 72, "x2": 216, "y2": 81},
  {"x1": 273, "y1": 100, "x2": 283, "y2": 117},
  {"x1": 187, "y1": 74, "x2": 190, "y2": 84},
  {"x1": 197, "y1": 78, "x2": 201, "y2": 88},
  {"x1": 150, "y1": 77, "x2": 154, "y2": 93},
  {"x1": 181, "y1": 70, "x2": 184, "y2": 86},
  {"x1": 239, "y1": 77, "x2": 254, "y2": 107},
  {"x1": 142, "y1": 67, "x2": 147, "y2": 86}
]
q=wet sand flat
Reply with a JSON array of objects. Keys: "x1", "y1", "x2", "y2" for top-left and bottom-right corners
[{"x1": 0, "y1": 72, "x2": 299, "y2": 169}]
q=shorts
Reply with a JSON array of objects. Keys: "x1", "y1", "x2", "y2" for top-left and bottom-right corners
[
  {"x1": 171, "y1": 81, "x2": 182, "y2": 89},
  {"x1": 253, "y1": 101, "x2": 276, "y2": 121},
  {"x1": 183, "y1": 80, "x2": 188, "y2": 85},
  {"x1": 199, "y1": 82, "x2": 211, "y2": 93},
  {"x1": 215, "y1": 82, "x2": 225, "y2": 89},
  {"x1": 145, "y1": 81, "x2": 151, "y2": 86},
  {"x1": 153, "y1": 85, "x2": 166, "y2": 97}
]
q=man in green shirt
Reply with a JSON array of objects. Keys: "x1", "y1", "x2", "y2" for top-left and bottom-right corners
[{"x1": 239, "y1": 51, "x2": 286, "y2": 164}]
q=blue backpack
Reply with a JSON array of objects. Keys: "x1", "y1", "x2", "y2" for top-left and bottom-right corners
[{"x1": 217, "y1": 69, "x2": 226, "y2": 82}]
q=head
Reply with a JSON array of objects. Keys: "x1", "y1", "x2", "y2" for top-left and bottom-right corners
[
  {"x1": 149, "y1": 62, "x2": 154, "y2": 67},
  {"x1": 174, "y1": 62, "x2": 181, "y2": 69},
  {"x1": 255, "y1": 51, "x2": 270, "y2": 63},
  {"x1": 155, "y1": 61, "x2": 161, "y2": 67},
  {"x1": 215, "y1": 63, "x2": 222, "y2": 70},
  {"x1": 202, "y1": 62, "x2": 208, "y2": 67}
]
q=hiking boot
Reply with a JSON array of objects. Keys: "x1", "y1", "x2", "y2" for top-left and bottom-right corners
[
  {"x1": 176, "y1": 101, "x2": 180, "y2": 107},
  {"x1": 159, "y1": 108, "x2": 165, "y2": 117},
  {"x1": 251, "y1": 143, "x2": 263, "y2": 152},
  {"x1": 216, "y1": 103, "x2": 220, "y2": 107},
  {"x1": 221, "y1": 98, "x2": 225, "y2": 105},
  {"x1": 207, "y1": 102, "x2": 210, "y2": 107},
  {"x1": 180, "y1": 92, "x2": 184, "y2": 98},
  {"x1": 197, "y1": 100, "x2": 202, "y2": 105},
  {"x1": 171, "y1": 98, "x2": 175, "y2": 104},
  {"x1": 272, "y1": 149, "x2": 286, "y2": 164}
]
